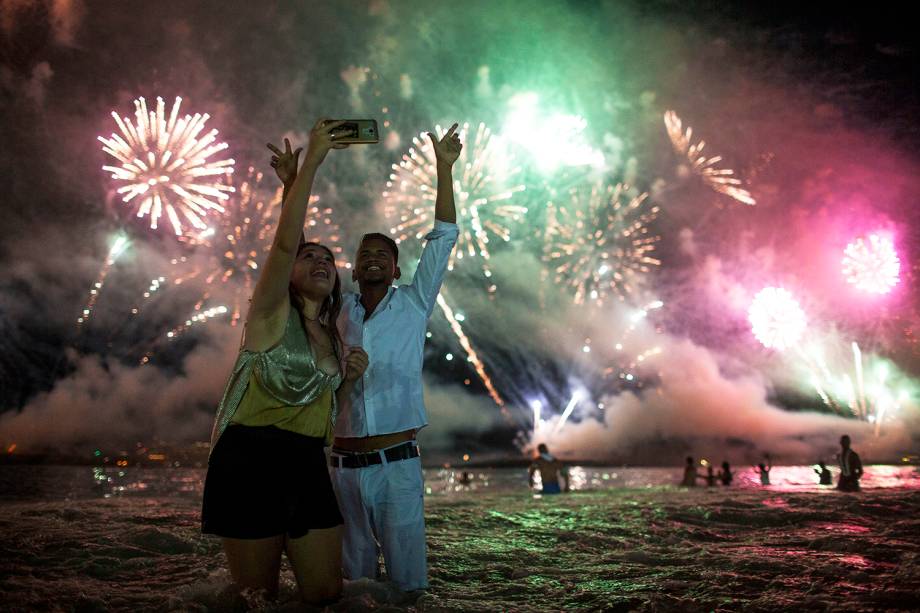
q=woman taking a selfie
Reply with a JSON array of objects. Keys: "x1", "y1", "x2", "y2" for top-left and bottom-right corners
[{"x1": 202, "y1": 120, "x2": 368, "y2": 604}]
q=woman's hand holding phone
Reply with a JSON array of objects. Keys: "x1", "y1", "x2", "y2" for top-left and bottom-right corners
[{"x1": 303, "y1": 119, "x2": 350, "y2": 170}]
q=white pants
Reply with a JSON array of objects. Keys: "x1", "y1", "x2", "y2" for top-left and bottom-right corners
[{"x1": 330, "y1": 451, "x2": 427, "y2": 591}]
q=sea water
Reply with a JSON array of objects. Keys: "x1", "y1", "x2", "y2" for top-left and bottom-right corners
[{"x1": 2, "y1": 464, "x2": 919, "y2": 611}]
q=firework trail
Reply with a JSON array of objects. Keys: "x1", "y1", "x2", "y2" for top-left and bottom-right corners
[
  {"x1": 99, "y1": 96, "x2": 235, "y2": 239},
  {"x1": 139, "y1": 305, "x2": 228, "y2": 365},
  {"x1": 435, "y1": 292, "x2": 507, "y2": 412},
  {"x1": 842, "y1": 234, "x2": 900, "y2": 294},
  {"x1": 663, "y1": 110, "x2": 756, "y2": 206},
  {"x1": 803, "y1": 341, "x2": 908, "y2": 435},
  {"x1": 544, "y1": 182, "x2": 660, "y2": 306},
  {"x1": 601, "y1": 299, "x2": 665, "y2": 383},
  {"x1": 383, "y1": 122, "x2": 526, "y2": 284},
  {"x1": 76, "y1": 234, "x2": 130, "y2": 326}
]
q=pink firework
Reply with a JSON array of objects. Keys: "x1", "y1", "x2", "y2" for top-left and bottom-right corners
[
  {"x1": 99, "y1": 96, "x2": 235, "y2": 239},
  {"x1": 842, "y1": 234, "x2": 900, "y2": 294},
  {"x1": 748, "y1": 287, "x2": 807, "y2": 350}
]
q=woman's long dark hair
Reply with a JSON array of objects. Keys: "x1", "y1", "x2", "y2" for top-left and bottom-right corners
[{"x1": 289, "y1": 241, "x2": 344, "y2": 360}]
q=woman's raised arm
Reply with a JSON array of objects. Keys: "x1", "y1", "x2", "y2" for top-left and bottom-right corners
[{"x1": 243, "y1": 119, "x2": 348, "y2": 349}]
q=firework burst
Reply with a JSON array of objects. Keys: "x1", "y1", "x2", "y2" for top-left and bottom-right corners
[
  {"x1": 99, "y1": 96, "x2": 236, "y2": 239},
  {"x1": 544, "y1": 182, "x2": 660, "y2": 306},
  {"x1": 204, "y1": 167, "x2": 283, "y2": 325},
  {"x1": 748, "y1": 287, "x2": 807, "y2": 350},
  {"x1": 382, "y1": 122, "x2": 526, "y2": 284},
  {"x1": 842, "y1": 234, "x2": 900, "y2": 294},
  {"x1": 664, "y1": 110, "x2": 756, "y2": 206},
  {"x1": 303, "y1": 200, "x2": 350, "y2": 271}
]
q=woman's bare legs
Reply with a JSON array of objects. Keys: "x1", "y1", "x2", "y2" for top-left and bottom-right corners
[
  {"x1": 222, "y1": 536, "x2": 285, "y2": 598},
  {"x1": 286, "y1": 525, "x2": 343, "y2": 603}
]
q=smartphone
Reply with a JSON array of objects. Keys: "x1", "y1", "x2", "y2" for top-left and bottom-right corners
[{"x1": 328, "y1": 119, "x2": 379, "y2": 144}]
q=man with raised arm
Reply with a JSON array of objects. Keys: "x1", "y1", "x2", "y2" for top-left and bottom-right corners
[{"x1": 333, "y1": 124, "x2": 460, "y2": 592}]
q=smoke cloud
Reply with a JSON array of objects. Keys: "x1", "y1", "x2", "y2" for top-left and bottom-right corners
[{"x1": 1, "y1": 1, "x2": 917, "y2": 462}]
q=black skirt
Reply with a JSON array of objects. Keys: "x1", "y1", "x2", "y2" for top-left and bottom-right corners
[{"x1": 202, "y1": 424, "x2": 343, "y2": 539}]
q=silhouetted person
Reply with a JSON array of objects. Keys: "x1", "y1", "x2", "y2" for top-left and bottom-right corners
[
  {"x1": 529, "y1": 443, "x2": 568, "y2": 494},
  {"x1": 837, "y1": 435, "x2": 863, "y2": 492},
  {"x1": 681, "y1": 456, "x2": 698, "y2": 487},
  {"x1": 457, "y1": 471, "x2": 472, "y2": 486},
  {"x1": 702, "y1": 465, "x2": 717, "y2": 487},
  {"x1": 815, "y1": 461, "x2": 833, "y2": 485},
  {"x1": 718, "y1": 461, "x2": 734, "y2": 486},
  {"x1": 754, "y1": 454, "x2": 772, "y2": 485}
]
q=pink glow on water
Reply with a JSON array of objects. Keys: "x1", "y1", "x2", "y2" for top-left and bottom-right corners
[
  {"x1": 733, "y1": 464, "x2": 919, "y2": 491},
  {"x1": 810, "y1": 522, "x2": 871, "y2": 534}
]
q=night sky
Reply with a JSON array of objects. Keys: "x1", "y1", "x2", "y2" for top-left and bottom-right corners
[{"x1": 1, "y1": 0, "x2": 917, "y2": 462}]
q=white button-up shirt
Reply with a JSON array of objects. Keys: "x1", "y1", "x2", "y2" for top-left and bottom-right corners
[{"x1": 334, "y1": 220, "x2": 459, "y2": 438}]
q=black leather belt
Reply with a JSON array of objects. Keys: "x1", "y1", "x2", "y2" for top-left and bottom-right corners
[{"x1": 330, "y1": 441, "x2": 420, "y2": 468}]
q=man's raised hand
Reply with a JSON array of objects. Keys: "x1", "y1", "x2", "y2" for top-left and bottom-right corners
[{"x1": 426, "y1": 123, "x2": 462, "y2": 168}]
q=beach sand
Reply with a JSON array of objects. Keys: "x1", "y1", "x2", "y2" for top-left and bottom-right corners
[{"x1": 2, "y1": 472, "x2": 919, "y2": 612}]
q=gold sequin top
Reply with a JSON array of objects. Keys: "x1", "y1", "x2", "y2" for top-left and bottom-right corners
[{"x1": 209, "y1": 306, "x2": 342, "y2": 456}]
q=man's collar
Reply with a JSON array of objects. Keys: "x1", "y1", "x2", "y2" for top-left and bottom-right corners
[{"x1": 353, "y1": 285, "x2": 396, "y2": 313}]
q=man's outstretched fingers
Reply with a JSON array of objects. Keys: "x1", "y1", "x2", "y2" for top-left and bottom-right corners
[{"x1": 267, "y1": 142, "x2": 283, "y2": 156}]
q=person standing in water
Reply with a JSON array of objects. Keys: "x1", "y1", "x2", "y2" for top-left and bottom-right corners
[
  {"x1": 718, "y1": 461, "x2": 734, "y2": 486},
  {"x1": 837, "y1": 435, "x2": 864, "y2": 492},
  {"x1": 202, "y1": 123, "x2": 368, "y2": 604},
  {"x1": 702, "y1": 464, "x2": 717, "y2": 487},
  {"x1": 754, "y1": 454, "x2": 772, "y2": 485},
  {"x1": 815, "y1": 460, "x2": 833, "y2": 485},
  {"x1": 529, "y1": 443, "x2": 569, "y2": 494},
  {"x1": 329, "y1": 124, "x2": 462, "y2": 593},
  {"x1": 680, "y1": 456, "x2": 698, "y2": 487}
]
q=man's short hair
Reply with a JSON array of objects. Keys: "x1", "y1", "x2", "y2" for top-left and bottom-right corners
[{"x1": 359, "y1": 232, "x2": 399, "y2": 263}]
